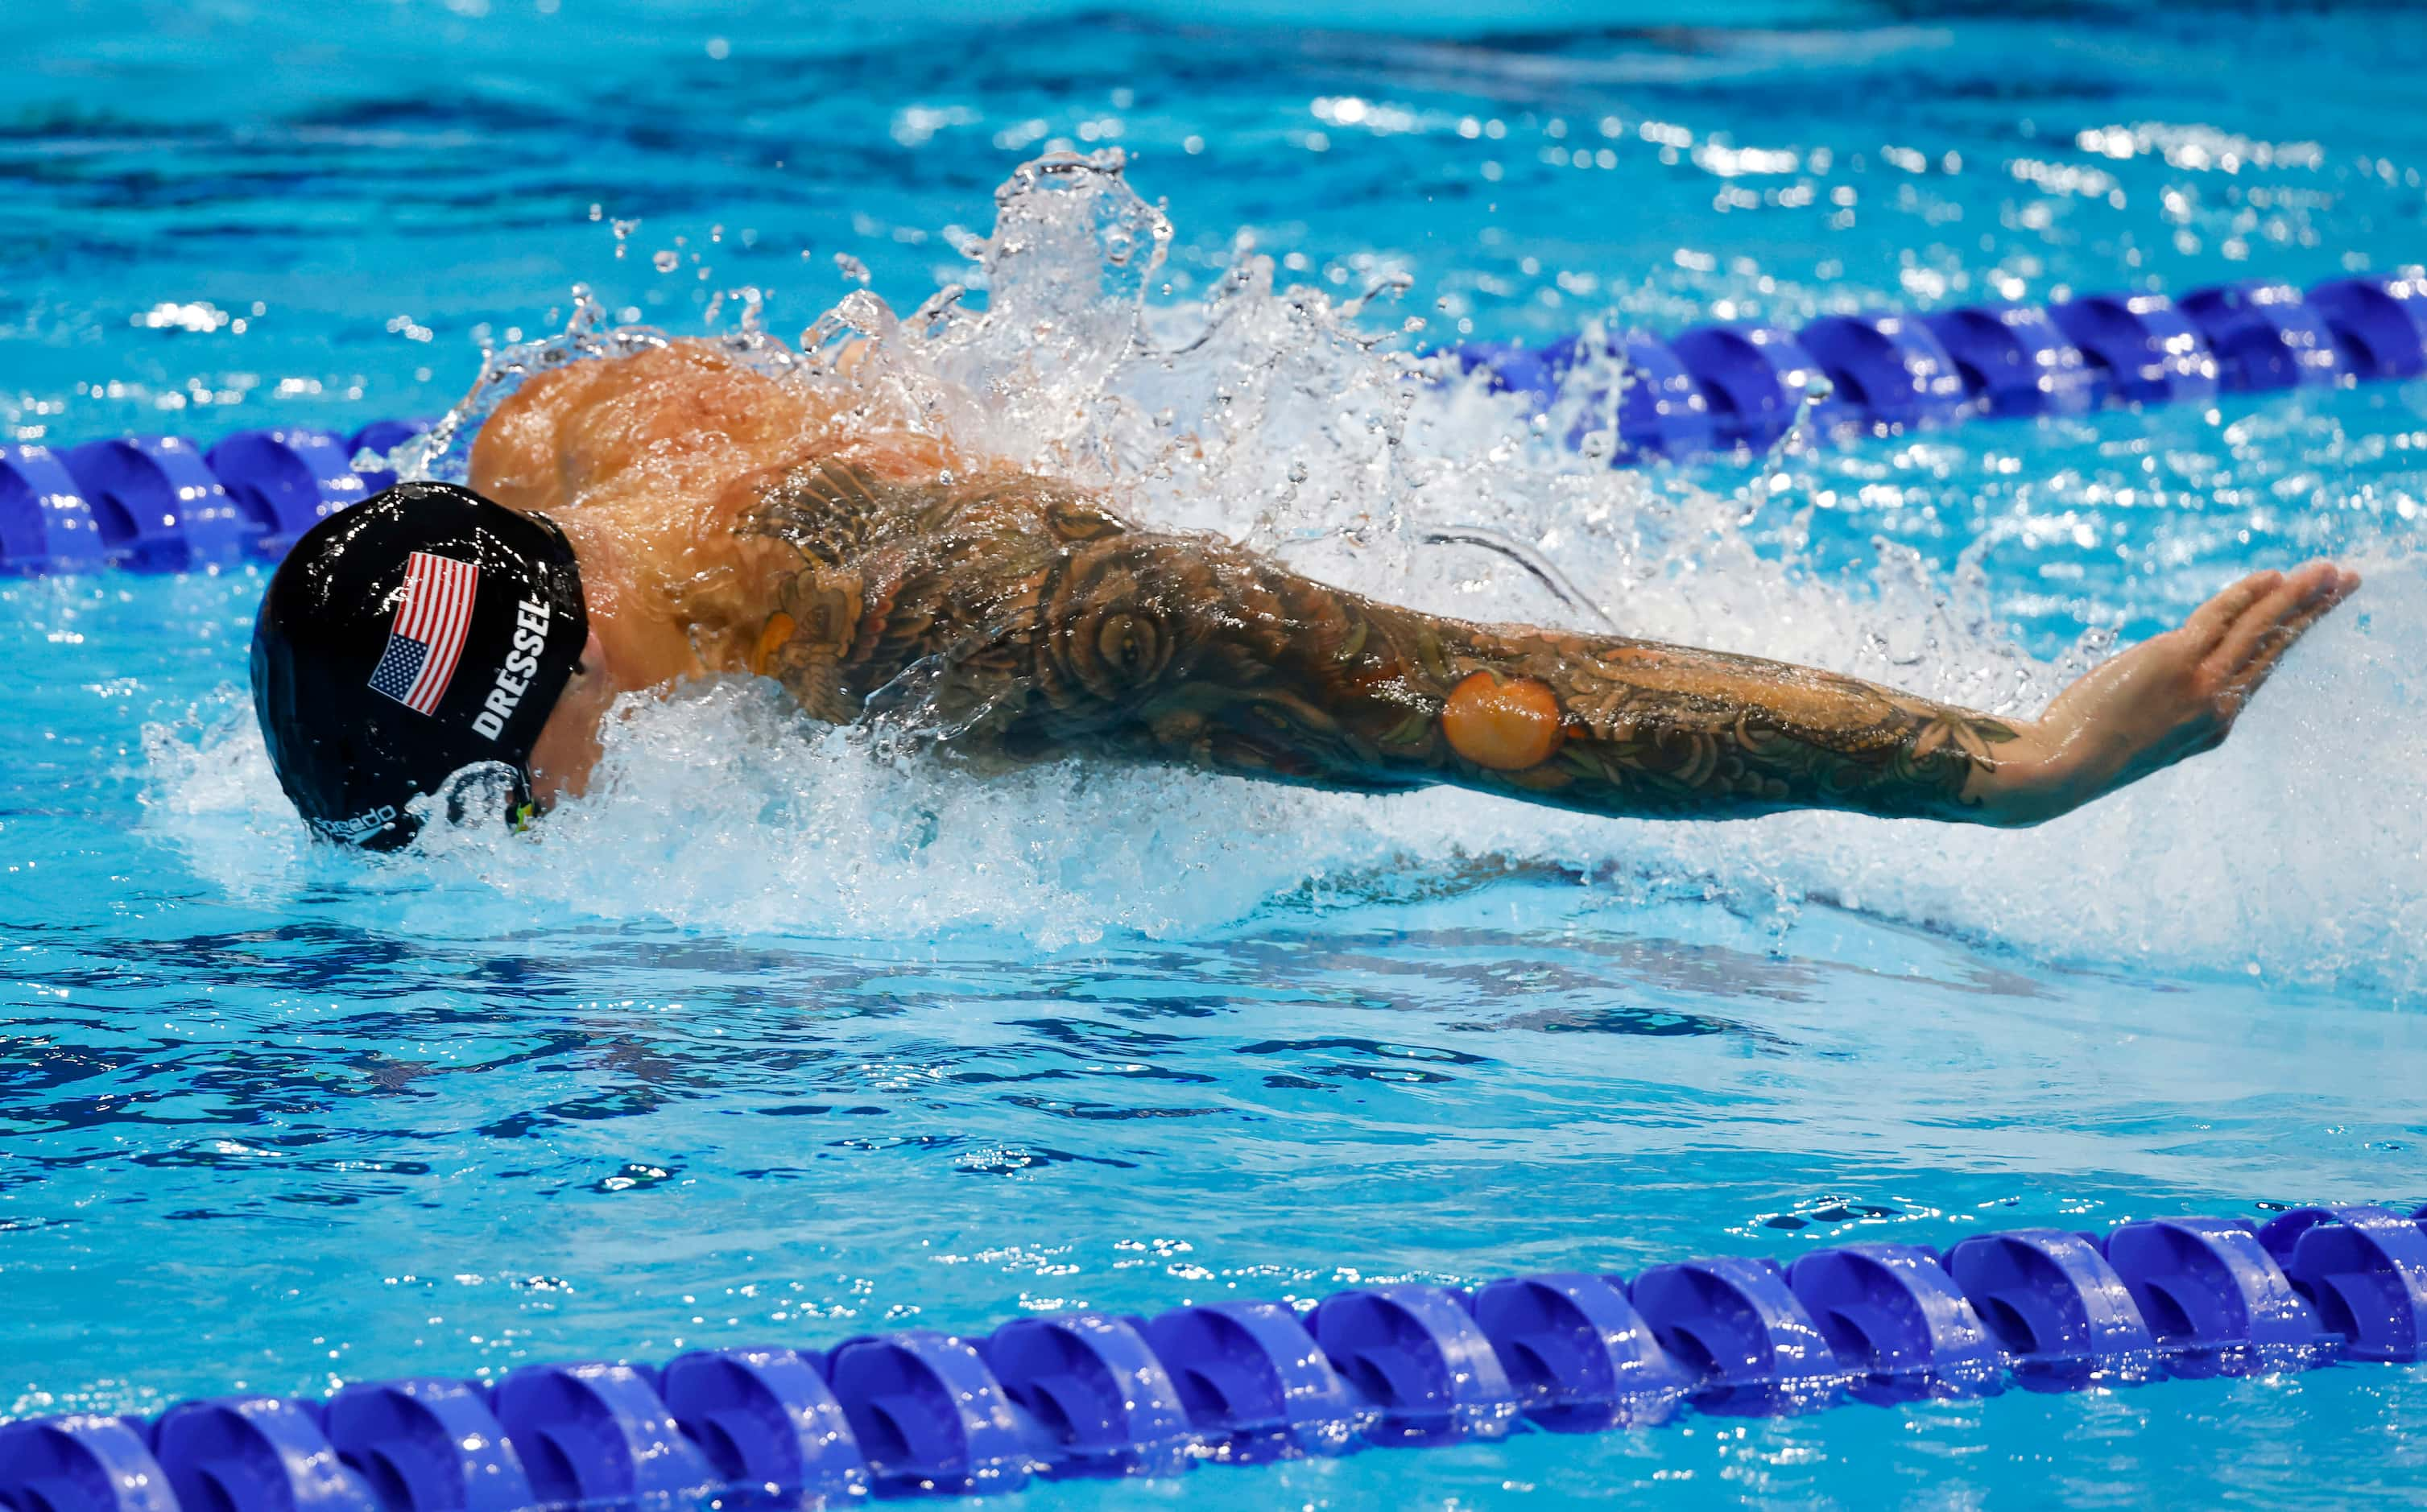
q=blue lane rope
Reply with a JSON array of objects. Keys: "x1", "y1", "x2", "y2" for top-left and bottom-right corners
[
  {"x1": 4, "y1": 271, "x2": 2422, "y2": 579},
  {"x1": 0, "y1": 422, "x2": 422, "y2": 577},
  {"x1": 1456, "y1": 271, "x2": 2425, "y2": 463},
  {"x1": 4, "y1": 1204, "x2": 2426, "y2": 1509}
]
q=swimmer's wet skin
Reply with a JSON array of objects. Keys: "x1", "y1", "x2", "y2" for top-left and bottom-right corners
[{"x1": 251, "y1": 341, "x2": 2358, "y2": 850}]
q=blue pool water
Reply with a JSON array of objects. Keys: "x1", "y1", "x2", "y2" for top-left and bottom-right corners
[{"x1": 6, "y1": 1, "x2": 2427, "y2": 1505}]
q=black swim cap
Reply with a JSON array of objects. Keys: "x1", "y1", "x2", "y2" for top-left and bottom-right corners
[{"x1": 250, "y1": 481, "x2": 588, "y2": 851}]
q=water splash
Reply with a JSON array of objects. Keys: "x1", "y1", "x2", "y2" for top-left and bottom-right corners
[{"x1": 143, "y1": 151, "x2": 2426, "y2": 996}]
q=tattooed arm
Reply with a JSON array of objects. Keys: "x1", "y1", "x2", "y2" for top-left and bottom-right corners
[
  {"x1": 751, "y1": 466, "x2": 2357, "y2": 827},
  {"x1": 1011, "y1": 525, "x2": 2036, "y2": 823}
]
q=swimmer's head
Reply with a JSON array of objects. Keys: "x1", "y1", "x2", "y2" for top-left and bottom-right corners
[{"x1": 250, "y1": 481, "x2": 589, "y2": 851}]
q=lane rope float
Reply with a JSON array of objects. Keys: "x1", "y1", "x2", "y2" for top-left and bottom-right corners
[
  {"x1": 5, "y1": 1204, "x2": 2426, "y2": 1508},
  {"x1": 1453, "y1": 270, "x2": 2424, "y2": 462},
  {"x1": 4, "y1": 271, "x2": 2422, "y2": 578}
]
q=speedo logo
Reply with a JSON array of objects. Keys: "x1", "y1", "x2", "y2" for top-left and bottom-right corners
[
  {"x1": 471, "y1": 597, "x2": 553, "y2": 741},
  {"x1": 312, "y1": 804, "x2": 397, "y2": 843}
]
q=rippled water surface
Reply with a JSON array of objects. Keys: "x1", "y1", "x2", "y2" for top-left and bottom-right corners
[{"x1": 6, "y1": 2, "x2": 2427, "y2": 1507}]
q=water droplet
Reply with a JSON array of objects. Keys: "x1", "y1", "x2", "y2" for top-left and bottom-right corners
[{"x1": 652, "y1": 250, "x2": 680, "y2": 274}]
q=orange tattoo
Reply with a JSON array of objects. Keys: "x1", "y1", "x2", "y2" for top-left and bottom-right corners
[
  {"x1": 1441, "y1": 670, "x2": 1565, "y2": 770},
  {"x1": 751, "y1": 612, "x2": 796, "y2": 676}
]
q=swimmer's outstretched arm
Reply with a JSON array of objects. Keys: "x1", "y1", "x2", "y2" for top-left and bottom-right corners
[
  {"x1": 746, "y1": 467, "x2": 2355, "y2": 826},
  {"x1": 982, "y1": 525, "x2": 2357, "y2": 827}
]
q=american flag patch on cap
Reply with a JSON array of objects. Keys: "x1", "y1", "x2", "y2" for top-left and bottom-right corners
[{"x1": 367, "y1": 552, "x2": 479, "y2": 715}]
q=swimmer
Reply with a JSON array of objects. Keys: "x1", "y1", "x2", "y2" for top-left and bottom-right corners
[{"x1": 251, "y1": 341, "x2": 2358, "y2": 850}]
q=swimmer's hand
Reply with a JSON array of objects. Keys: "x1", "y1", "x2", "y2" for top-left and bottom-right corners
[{"x1": 1985, "y1": 560, "x2": 2359, "y2": 824}]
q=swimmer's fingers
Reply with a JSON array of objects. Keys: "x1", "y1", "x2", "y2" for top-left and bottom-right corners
[
  {"x1": 2211, "y1": 560, "x2": 2346, "y2": 675},
  {"x1": 2181, "y1": 568, "x2": 2286, "y2": 654},
  {"x1": 2206, "y1": 564, "x2": 2323, "y2": 680},
  {"x1": 2214, "y1": 564, "x2": 2359, "y2": 715}
]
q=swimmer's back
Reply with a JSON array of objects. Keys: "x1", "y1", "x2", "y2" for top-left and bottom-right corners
[{"x1": 465, "y1": 341, "x2": 982, "y2": 688}]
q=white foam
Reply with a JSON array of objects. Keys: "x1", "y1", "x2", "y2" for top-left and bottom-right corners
[{"x1": 140, "y1": 151, "x2": 2427, "y2": 996}]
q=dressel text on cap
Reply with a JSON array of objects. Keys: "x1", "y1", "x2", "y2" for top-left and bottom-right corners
[{"x1": 472, "y1": 597, "x2": 553, "y2": 741}]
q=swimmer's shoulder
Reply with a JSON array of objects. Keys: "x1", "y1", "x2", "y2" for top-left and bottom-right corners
[{"x1": 470, "y1": 341, "x2": 815, "y2": 514}]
